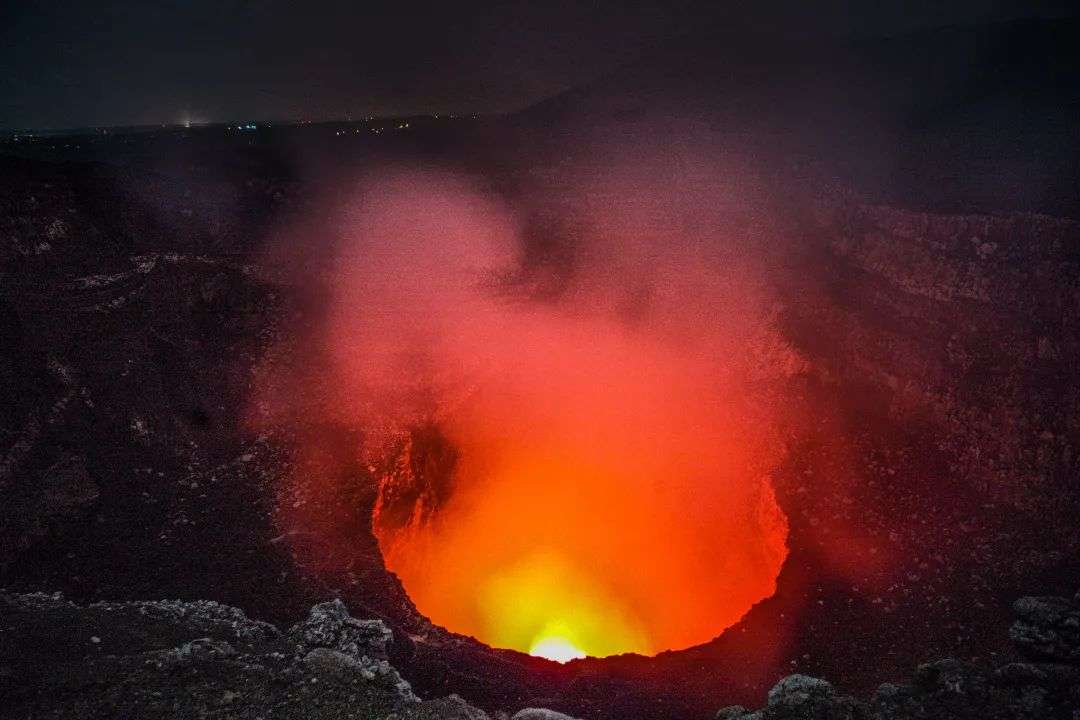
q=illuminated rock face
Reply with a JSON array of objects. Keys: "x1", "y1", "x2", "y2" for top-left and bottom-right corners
[
  {"x1": 374, "y1": 413, "x2": 789, "y2": 658},
  {"x1": 379, "y1": 465, "x2": 787, "y2": 658}
]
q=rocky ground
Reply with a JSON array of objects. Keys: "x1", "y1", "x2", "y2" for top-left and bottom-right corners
[
  {"x1": 3, "y1": 589, "x2": 1077, "y2": 719},
  {"x1": 1, "y1": 590, "x2": 485, "y2": 719},
  {"x1": 718, "y1": 592, "x2": 1080, "y2": 720}
]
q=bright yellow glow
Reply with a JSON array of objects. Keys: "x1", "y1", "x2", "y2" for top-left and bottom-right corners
[
  {"x1": 530, "y1": 636, "x2": 586, "y2": 662},
  {"x1": 474, "y1": 553, "x2": 651, "y2": 659}
]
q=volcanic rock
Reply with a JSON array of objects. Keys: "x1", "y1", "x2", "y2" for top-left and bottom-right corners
[
  {"x1": 761, "y1": 674, "x2": 866, "y2": 720},
  {"x1": 766, "y1": 675, "x2": 837, "y2": 707},
  {"x1": 715, "y1": 594, "x2": 1080, "y2": 720},
  {"x1": 1009, "y1": 594, "x2": 1080, "y2": 664},
  {"x1": 871, "y1": 656, "x2": 1068, "y2": 720},
  {"x1": 303, "y1": 646, "x2": 371, "y2": 674},
  {"x1": 289, "y1": 598, "x2": 394, "y2": 661},
  {"x1": 512, "y1": 709, "x2": 582, "y2": 720},
  {"x1": 0, "y1": 591, "x2": 479, "y2": 719},
  {"x1": 416, "y1": 694, "x2": 492, "y2": 720},
  {"x1": 289, "y1": 600, "x2": 417, "y2": 702},
  {"x1": 715, "y1": 707, "x2": 756, "y2": 720},
  {"x1": 715, "y1": 674, "x2": 867, "y2": 720}
]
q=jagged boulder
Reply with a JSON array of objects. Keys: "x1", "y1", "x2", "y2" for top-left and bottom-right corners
[
  {"x1": 716, "y1": 675, "x2": 866, "y2": 720},
  {"x1": 0, "y1": 591, "x2": 485, "y2": 718},
  {"x1": 287, "y1": 599, "x2": 417, "y2": 703},
  {"x1": 407, "y1": 694, "x2": 490, "y2": 720},
  {"x1": 767, "y1": 675, "x2": 836, "y2": 707},
  {"x1": 1010, "y1": 593, "x2": 1080, "y2": 664},
  {"x1": 288, "y1": 598, "x2": 393, "y2": 661},
  {"x1": 766, "y1": 675, "x2": 866, "y2": 720}
]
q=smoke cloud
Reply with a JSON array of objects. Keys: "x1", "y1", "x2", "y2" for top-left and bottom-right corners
[{"x1": 254, "y1": 130, "x2": 805, "y2": 657}]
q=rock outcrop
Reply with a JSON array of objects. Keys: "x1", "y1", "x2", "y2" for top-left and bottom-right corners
[
  {"x1": 0, "y1": 591, "x2": 480, "y2": 719},
  {"x1": 1010, "y1": 594, "x2": 1080, "y2": 664},
  {"x1": 511, "y1": 709, "x2": 582, "y2": 720},
  {"x1": 4, "y1": 590, "x2": 1078, "y2": 719},
  {"x1": 715, "y1": 593, "x2": 1080, "y2": 720}
]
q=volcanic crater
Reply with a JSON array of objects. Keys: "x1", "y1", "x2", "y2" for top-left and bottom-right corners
[{"x1": 2, "y1": 17, "x2": 1080, "y2": 720}]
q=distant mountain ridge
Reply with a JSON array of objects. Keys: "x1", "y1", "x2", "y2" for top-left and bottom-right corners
[{"x1": 514, "y1": 18, "x2": 1080, "y2": 216}]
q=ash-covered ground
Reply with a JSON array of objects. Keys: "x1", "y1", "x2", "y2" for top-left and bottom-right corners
[{"x1": 2, "y1": 18, "x2": 1079, "y2": 720}]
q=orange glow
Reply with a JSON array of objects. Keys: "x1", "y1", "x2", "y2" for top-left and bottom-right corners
[
  {"x1": 256, "y1": 160, "x2": 798, "y2": 659},
  {"x1": 372, "y1": 309, "x2": 791, "y2": 657}
]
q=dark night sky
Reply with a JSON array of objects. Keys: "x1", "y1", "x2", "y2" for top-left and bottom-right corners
[{"x1": 0, "y1": 0, "x2": 1074, "y2": 130}]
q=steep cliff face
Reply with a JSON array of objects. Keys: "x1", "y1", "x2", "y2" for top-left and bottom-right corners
[
  {"x1": 794, "y1": 201, "x2": 1078, "y2": 525},
  {"x1": 371, "y1": 425, "x2": 459, "y2": 552}
]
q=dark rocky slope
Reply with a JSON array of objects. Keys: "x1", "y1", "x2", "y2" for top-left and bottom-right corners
[
  {"x1": 715, "y1": 592, "x2": 1080, "y2": 720},
  {"x1": 3, "y1": 590, "x2": 1077, "y2": 718},
  {"x1": 0, "y1": 590, "x2": 484, "y2": 719},
  {"x1": 516, "y1": 19, "x2": 1080, "y2": 217}
]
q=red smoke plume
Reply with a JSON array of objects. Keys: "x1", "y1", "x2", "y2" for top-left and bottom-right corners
[{"x1": 254, "y1": 138, "x2": 804, "y2": 659}]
